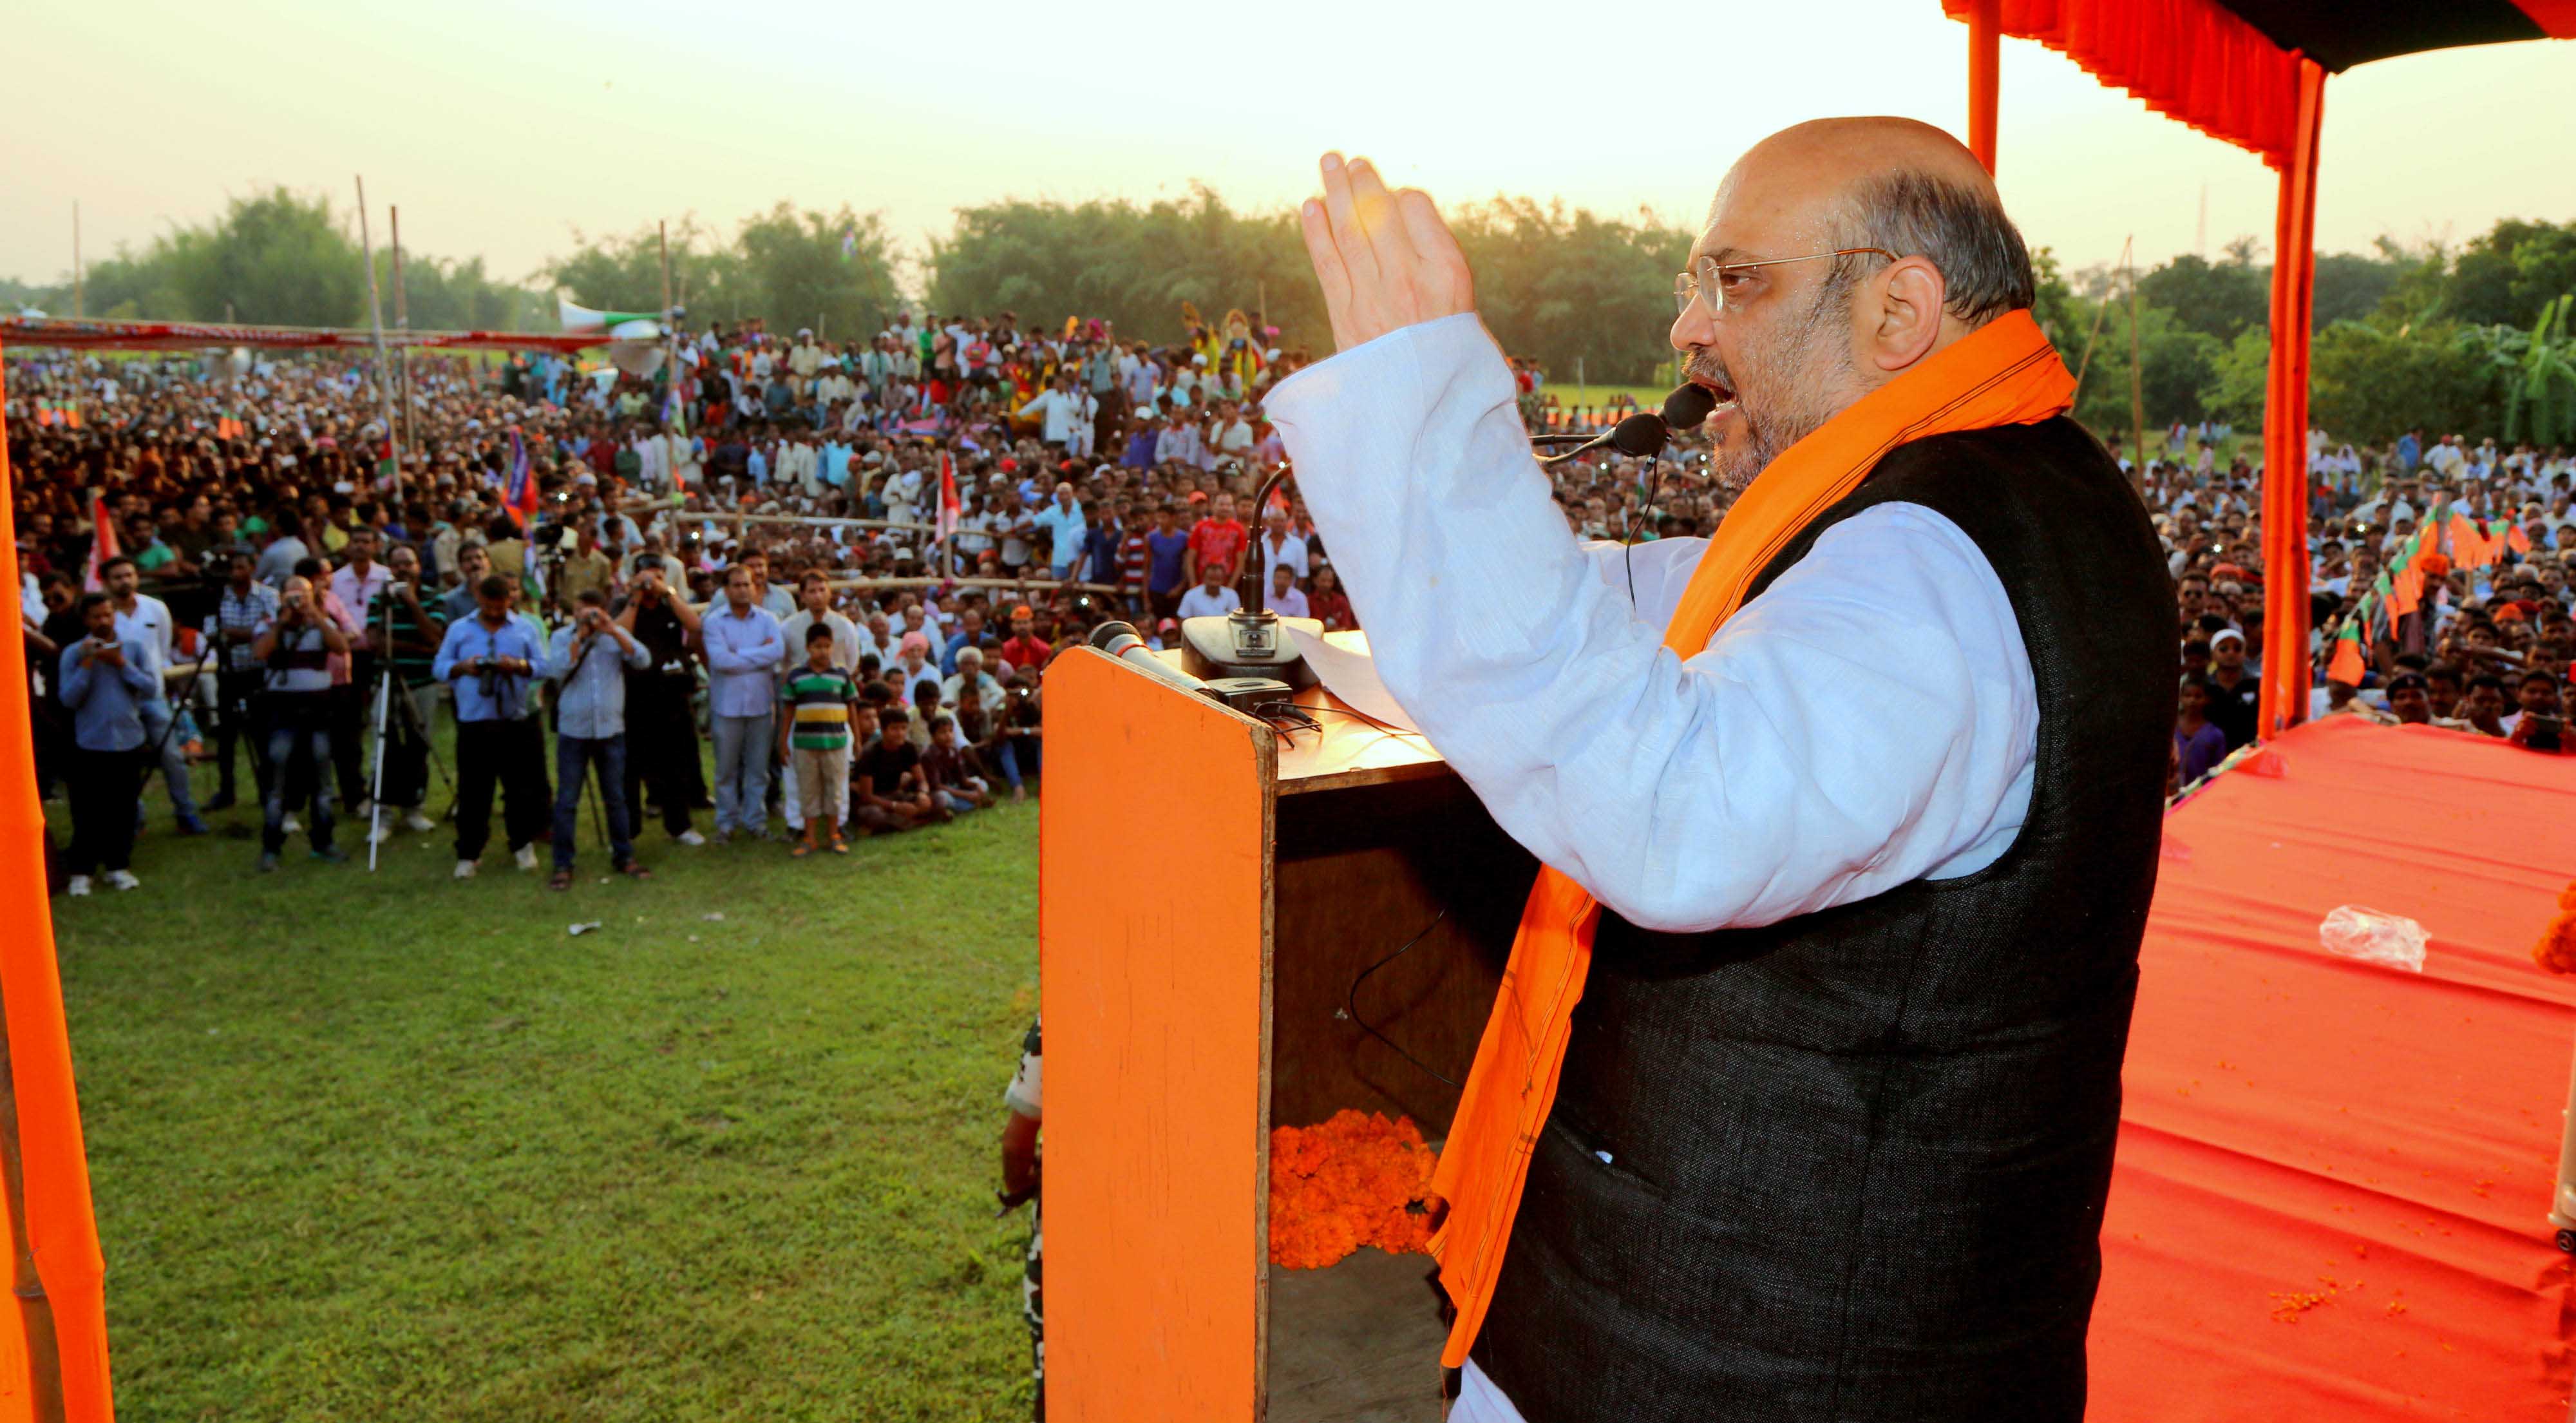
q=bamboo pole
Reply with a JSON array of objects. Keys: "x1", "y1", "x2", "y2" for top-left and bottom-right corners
[
  {"x1": 354, "y1": 177, "x2": 404, "y2": 504},
  {"x1": 0, "y1": 1025, "x2": 65, "y2": 1423},
  {"x1": 2069, "y1": 235, "x2": 2127, "y2": 403},
  {"x1": 390, "y1": 207, "x2": 415, "y2": 465},
  {"x1": 2127, "y1": 245, "x2": 2147, "y2": 496},
  {"x1": 820, "y1": 575, "x2": 1115, "y2": 595},
  {"x1": 723, "y1": 512, "x2": 937, "y2": 535},
  {"x1": 659, "y1": 221, "x2": 681, "y2": 442}
]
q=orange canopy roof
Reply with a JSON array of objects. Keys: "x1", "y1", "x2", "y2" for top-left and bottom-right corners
[{"x1": 1944, "y1": 0, "x2": 2576, "y2": 167}]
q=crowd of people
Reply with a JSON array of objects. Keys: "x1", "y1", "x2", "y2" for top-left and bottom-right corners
[
  {"x1": 8, "y1": 318, "x2": 2575, "y2": 901},
  {"x1": 2137, "y1": 419, "x2": 2575, "y2": 786},
  {"x1": 4, "y1": 306, "x2": 1372, "y2": 893},
  {"x1": 13, "y1": 305, "x2": 2576, "y2": 1423}
]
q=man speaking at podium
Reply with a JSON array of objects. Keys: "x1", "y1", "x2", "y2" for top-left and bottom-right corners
[{"x1": 1261, "y1": 120, "x2": 2172, "y2": 1422}]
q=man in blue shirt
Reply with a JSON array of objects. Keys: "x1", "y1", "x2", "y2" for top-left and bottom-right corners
[
  {"x1": 544, "y1": 588, "x2": 652, "y2": 888},
  {"x1": 1144, "y1": 504, "x2": 1192, "y2": 622},
  {"x1": 701, "y1": 564, "x2": 786, "y2": 841},
  {"x1": 1032, "y1": 482, "x2": 1086, "y2": 580},
  {"x1": 1083, "y1": 502, "x2": 1122, "y2": 589},
  {"x1": 1121, "y1": 421, "x2": 1159, "y2": 470},
  {"x1": 58, "y1": 593, "x2": 157, "y2": 896},
  {"x1": 432, "y1": 576, "x2": 550, "y2": 879}
]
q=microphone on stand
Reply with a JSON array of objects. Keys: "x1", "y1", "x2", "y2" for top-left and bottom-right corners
[
  {"x1": 1090, "y1": 620, "x2": 1209, "y2": 692},
  {"x1": 1532, "y1": 382, "x2": 1719, "y2": 464}
]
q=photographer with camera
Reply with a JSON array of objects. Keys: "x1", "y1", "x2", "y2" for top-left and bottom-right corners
[
  {"x1": 364, "y1": 544, "x2": 444, "y2": 841},
  {"x1": 431, "y1": 575, "x2": 550, "y2": 879},
  {"x1": 205, "y1": 548, "x2": 280, "y2": 814},
  {"x1": 544, "y1": 588, "x2": 652, "y2": 888},
  {"x1": 616, "y1": 560, "x2": 706, "y2": 846},
  {"x1": 249, "y1": 573, "x2": 350, "y2": 871}
]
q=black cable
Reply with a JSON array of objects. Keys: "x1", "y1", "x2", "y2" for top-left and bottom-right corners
[
  {"x1": 1249, "y1": 700, "x2": 1416, "y2": 740},
  {"x1": 1345, "y1": 906, "x2": 1456, "y2": 1090},
  {"x1": 1621, "y1": 448, "x2": 1665, "y2": 610}
]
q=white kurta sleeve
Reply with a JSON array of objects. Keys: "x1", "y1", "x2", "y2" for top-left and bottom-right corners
[{"x1": 1262, "y1": 314, "x2": 2036, "y2": 933}]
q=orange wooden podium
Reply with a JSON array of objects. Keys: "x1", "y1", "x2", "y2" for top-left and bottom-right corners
[{"x1": 1038, "y1": 643, "x2": 1533, "y2": 1422}]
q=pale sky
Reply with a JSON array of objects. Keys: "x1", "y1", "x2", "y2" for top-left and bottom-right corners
[{"x1": 9, "y1": 0, "x2": 2575, "y2": 300}]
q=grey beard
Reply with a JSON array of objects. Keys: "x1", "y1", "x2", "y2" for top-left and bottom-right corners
[{"x1": 1691, "y1": 290, "x2": 1857, "y2": 495}]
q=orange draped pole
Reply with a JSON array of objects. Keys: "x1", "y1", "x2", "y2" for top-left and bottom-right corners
[
  {"x1": 1967, "y1": 0, "x2": 2001, "y2": 173},
  {"x1": 0, "y1": 352, "x2": 115, "y2": 1423},
  {"x1": 2257, "y1": 59, "x2": 2325, "y2": 739}
]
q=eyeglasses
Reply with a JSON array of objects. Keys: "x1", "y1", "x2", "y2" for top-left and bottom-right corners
[{"x1": 1672, "y1": 248, "x2": 1899, "y2": 318}]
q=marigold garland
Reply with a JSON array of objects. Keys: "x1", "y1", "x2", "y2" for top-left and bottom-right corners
[{"x1": 1267, "y1": 1109, "x2": 1439, "y2": 1270}]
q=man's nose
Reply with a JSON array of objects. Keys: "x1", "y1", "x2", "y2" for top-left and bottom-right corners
[{"x1": 1670, "y1": 298, "x2": 1716, "y2": 357}]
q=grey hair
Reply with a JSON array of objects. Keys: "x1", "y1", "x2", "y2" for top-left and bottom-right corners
[{"x1": 1830, "y1": 171, "x2": 2036, "y2": 326}]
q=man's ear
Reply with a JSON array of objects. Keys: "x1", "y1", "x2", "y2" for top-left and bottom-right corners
[{"x1": 1868, "y1": 256, "x2": 1950, "y2": 373}]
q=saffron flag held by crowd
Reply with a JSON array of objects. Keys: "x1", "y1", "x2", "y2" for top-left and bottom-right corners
[
  {"x1": 936, "y1": 451, "x2": 961, "y2": 570},
  {"x1": 82, "y1": 493, "x2": 118, "y2": 591},
  {"x1": 504, "y1": 427, "x2": 540, "y2": 526}
]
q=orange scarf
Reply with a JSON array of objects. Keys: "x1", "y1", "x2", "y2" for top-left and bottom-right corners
[{"x1": 1426, "y1": 309, "x2": 2077, "y2": 1367}]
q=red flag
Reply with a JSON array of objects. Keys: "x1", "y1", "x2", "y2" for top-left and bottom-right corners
[
  {"x1": 81, "y1": 493, "x2": 118, "y2": 593},
  {"x1": 935, "y1": 451, "x2": 961, "y2": 573}
]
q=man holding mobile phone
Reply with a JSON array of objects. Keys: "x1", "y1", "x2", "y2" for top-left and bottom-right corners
[
  {"x1": 57, "y1": 593, "x2": 160, "y2": 896},
  {"x1": 249, "y1": 574, "x2": 350, "y2": 870}
]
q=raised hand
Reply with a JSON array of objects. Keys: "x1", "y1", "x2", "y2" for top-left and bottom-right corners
[{"x1": 1296, "y1": 153, "x2": 1474, "y2": 355}]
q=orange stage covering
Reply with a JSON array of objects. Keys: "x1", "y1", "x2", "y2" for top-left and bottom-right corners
[{"x1": 2096, "y1": 716, "x2": 2576, "y2": 1420}]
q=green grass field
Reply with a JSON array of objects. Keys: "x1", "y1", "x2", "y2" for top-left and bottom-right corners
[
  {"x1": 1539, "y1": 381, "x2": 1672, "y2": 410},
  {"x1": 50, "y1": 770, "x2": 1038, "y2": 1422}
]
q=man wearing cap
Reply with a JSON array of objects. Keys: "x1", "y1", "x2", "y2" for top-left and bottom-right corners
[{"x1": 2204, "y1": 627, "x2": 2260, "y2": 750}]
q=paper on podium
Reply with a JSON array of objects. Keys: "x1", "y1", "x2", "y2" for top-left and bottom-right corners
[{"x1": 1284, "y1": 626, "x2": 1423, "y2": 735}]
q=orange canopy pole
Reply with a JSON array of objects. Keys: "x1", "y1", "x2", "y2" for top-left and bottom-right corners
[
  {"x1": 1967, "y1": 0, "x2": 2001, "y2": 173},
  {"x1": 2257, "y1": 59, "x2": 2325, "y2": 738},
  {"x1": 0, "y1": 352, "x2": 115, "y2": 1423}
]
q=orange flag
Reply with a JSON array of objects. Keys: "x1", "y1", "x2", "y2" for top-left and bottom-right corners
[
  {"x1": 2387, "y1": 562, "x2": 2420, "y2": 618},
  {"x1": 1425, "y1": 311, "x2": 2079, "y2": 1367},
  {"x1": 2326, "y1": 627, "x2": 2367, "y2": 685},
  {"x1": 0, "y1": 354, "x2": 116, "y2": 1420},
  {"x1": 2448, "y1": 514, "x2": 2486, "y2": 568}
]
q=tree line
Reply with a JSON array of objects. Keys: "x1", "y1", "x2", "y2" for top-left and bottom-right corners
[{"x1": 14, "y1": 182, "x2": 2576, "y2": 448}]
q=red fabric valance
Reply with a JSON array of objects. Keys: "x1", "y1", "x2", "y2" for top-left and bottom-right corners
[
  {"x1": 0, "y1": 316, "x2": 607, "y2": 356},
  {"x1": 1941, "y1": 0, "x2": 2309, "y2": 166}
]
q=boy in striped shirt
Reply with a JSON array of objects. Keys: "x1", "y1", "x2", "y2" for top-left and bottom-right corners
[{"x1": 777, "y1": 622, "x2": 859, "y2": 857}]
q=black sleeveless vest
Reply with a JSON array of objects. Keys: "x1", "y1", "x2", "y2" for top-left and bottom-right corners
[{"x1": 1473, "y1": 418, "x2": 2174, "y2": 1422}]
